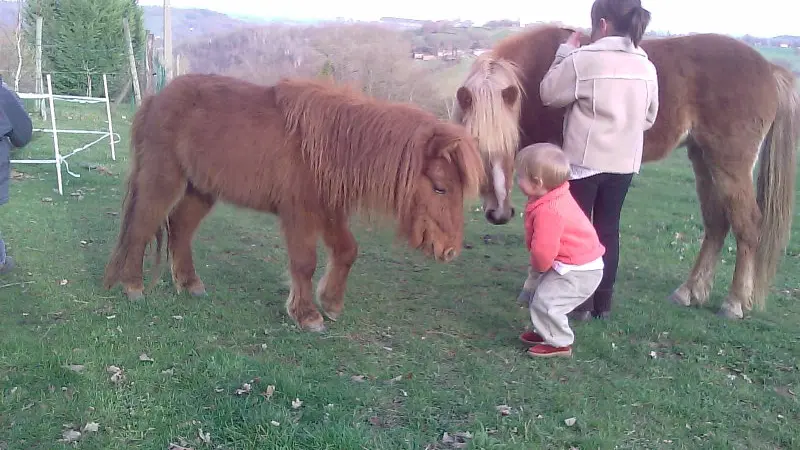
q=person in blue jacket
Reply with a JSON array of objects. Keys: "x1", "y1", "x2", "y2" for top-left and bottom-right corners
[{"x1": 0, "y1": 75, "x2": 34, "y2": 273}]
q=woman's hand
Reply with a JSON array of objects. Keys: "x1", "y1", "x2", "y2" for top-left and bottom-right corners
[{"x1": 566, "y1": 31, "x2": 583, "y2": 48}]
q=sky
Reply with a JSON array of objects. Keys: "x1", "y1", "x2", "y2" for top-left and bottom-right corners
[{"x1": 138, "y1": 0, "x2": 795, "y2": 37}]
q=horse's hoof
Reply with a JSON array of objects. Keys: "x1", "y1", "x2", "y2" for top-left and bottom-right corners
[{"x1": 667, "y1": 290, "x2": 691, "y2": 307}]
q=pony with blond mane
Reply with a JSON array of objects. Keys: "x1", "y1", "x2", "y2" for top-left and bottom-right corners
[
  {"x1": 453, "y1": 24, "x2": 800, "y2": 319},
  {"x1": 103, "y1": 73, "x2": 484, "y2": 332}
]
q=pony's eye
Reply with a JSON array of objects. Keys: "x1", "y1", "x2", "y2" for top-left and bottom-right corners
[{"x1": 434, "y1": 187, "x2": 447, "y2": 195}]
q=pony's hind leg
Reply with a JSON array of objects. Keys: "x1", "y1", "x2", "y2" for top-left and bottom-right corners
[
  {"x1": 109, "y1": 169, "x2": 187, "y2": 300},
  {"x1": 280, "y1": 213, "x2": 325, "y2": 332},
  {"x1": 716, "y1": 170, "x2": 761, "y2": 319},
  {"x1": 668, "y1": 141, "x2": 730, "y2": 308},
  {"x1": 317, "y1": 215, "x2": 359, "y2": 321},
  {"x1": 167, "y1": 183, "x2": 216, "y2": 296}
]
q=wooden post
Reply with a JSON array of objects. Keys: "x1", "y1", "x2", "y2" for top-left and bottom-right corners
[
  {"x1": 144, "y1": 32, "x2": 155, "y2": 95},
  {"x1": 35, "y1": 15, "x2": 45, "y2": 119},
  {"x1": 122, "y1": 17, "x2": 142, "y2": 105},
  {"x1": 163, "y1": 0, "x2": 174, "y2": 82}
]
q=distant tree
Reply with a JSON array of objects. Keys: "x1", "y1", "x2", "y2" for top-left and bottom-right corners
[
  {"x1": 23, "y1": 0, "x2": 144, "y2": 96},
  {"x1": 483, "y1": 19, "x2": 520, "y2": 29}
]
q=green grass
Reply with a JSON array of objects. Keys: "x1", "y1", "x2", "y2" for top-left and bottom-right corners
[
  {"x1": 758, "y1": 47, "x2": 800, "y2": 72},
  {"x1": 1, "y1": 103, "x2": 799, "y2": 450}
]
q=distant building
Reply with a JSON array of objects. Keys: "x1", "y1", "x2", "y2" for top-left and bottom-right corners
[{"x1": 379, "y1": 17, "x2": 426, "y2": 29}]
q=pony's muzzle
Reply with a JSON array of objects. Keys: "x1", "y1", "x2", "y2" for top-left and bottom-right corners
[{"x1": 485, "y1": 206, "x2": 516, "y2": 225}]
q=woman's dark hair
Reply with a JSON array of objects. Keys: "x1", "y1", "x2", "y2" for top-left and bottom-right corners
[{"x1": 591, "y1": 0, "x2": 651, "y2": 47}]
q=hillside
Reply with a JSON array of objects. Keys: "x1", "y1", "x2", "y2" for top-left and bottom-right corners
[
  {"x1": 0, "y1": 2, "x2": 256, "y2": 44},
  {"x1": 141, "y1": 5, "x2": 254, "y2": 42}
]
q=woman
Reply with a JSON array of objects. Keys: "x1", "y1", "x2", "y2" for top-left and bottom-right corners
[{"x1": 539, "y1": 0, "x2": 659, "y2": 320}]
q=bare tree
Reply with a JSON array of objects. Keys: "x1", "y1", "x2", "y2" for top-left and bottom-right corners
[
  {"x1": 176, "y1": 22, "x2": 453, "y2": 118},
  {"x1": 14, "y1": 0, "x2": 23, "y2": 90}
]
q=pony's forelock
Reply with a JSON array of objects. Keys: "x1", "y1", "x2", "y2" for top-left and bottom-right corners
[{"x1": 454, "y1": 53, "x2": 525, "y2": 166}]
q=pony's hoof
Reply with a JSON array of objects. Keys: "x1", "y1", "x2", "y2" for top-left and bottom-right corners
[
  {"x1": 125, "y1": 289, "x2": 144, "y2": 301},
  {"x1": 667, "y1": 290, "x2": 691, "y2": 307},
  {"x1": 717, "y1": 304, "x2": 744, "y2": 320},
  {"x1": 189, "y1": 286, "x2": 207, "y2": 297},
  {"x1": 302, "y1": 320, "x2": 327, "y2": 333},
  {"x1": 322, "y1": 305, "x2": 342, "y2": 322}
]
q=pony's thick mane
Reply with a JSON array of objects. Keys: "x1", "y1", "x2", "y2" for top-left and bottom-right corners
[
  {"x1": 454, "y1": 54, "x2": 524, "y2": 163},
  {"x1": 454, "y1": 24, "x2": 580, "y2": 163},
  {"x1": 274, "y1": 78, "x2": 478, "y2": 218}
]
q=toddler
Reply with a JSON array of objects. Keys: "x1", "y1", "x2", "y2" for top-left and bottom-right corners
[{"x1": 515, "y1": 143, "x2": 605, "y2": 357}]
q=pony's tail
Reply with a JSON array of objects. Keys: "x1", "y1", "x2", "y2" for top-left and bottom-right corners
[
  {"x1": 752, "y1": 65, "x2": 800, "y2": 310},
  {"x1": 102, "y1": 96, "x2": 168, "y2": 291}
]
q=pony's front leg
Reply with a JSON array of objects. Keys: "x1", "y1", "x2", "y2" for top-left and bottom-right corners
[
  {"x1": 280, "y1": 215, "x2": 325, "y2": 332},
  {"x1": 317, "y1": 216, "x2": 359, "y2": 321},
  {"x1": 516, "y1": 265, "x2": 540, "y2": 307}
]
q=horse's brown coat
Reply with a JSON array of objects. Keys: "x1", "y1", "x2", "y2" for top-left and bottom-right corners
[
  {"x1": 103, "y1": 73, "x2": 484, "y2": 331},
  {"x1": 455, "y1": 25, "x2": 800, "y2": 318}
]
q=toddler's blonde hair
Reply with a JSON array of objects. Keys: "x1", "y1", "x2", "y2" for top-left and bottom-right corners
[{"x1": 515, "y1": 142, "x2": 571, "y2": 190}]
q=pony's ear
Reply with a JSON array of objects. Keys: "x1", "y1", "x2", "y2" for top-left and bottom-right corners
[
  {"x1": 456, "y1": 86, "x2": 473, "y2": 111},
  {"x1": 501, "y1": 86, "x2": 519, "y2": 107},
  {"x1": 429, "y1": 126, "x2": 485, "y2": 198}
]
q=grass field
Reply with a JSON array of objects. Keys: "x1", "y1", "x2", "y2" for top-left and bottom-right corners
[{"x1": 0, "y1": 100, "x2": 798, "y2": 450}]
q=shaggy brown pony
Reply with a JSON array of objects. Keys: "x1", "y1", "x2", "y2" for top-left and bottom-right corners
[
  {"x1": 453, "y1": 24, "x2": 800, "y2": 319},
  {"x1": 103, "y1": 73, "x2": 484, "y2": 332}
]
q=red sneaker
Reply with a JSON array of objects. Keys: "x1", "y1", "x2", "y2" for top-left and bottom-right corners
[
  {"x1": 519, "y1": 330, "x2": 545, "y2": 345},
  {"x1": 527, "y1": 344, "x2": 572, "y2": 358}
]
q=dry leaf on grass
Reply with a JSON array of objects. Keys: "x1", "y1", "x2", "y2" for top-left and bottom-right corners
[
  {"x1": 496, "y1": 405, "x2": 512, "y2": 416},
  {"x1": 291, "y1": 398, "x2": 303, "y2": 409},
  {"x1": 564, "y1": 417, "x2": 577, "y2": 427},
  {"x1": 139, "y1": 353, "x2": 154, "y2": 363},
  {"x1": 83, "y1": 422, "x2": 99, "y2": 433},
  {"x1": 106, "y1": 365, "x2": 125, "y2": 384},
  {"x1": 65, "y1": 364, "x2": 85, "y2": 373},
  {"x1": 441, "y1": 431, "x2": 473, "y2": 449},
  {"x1": 270, "y1": 420, "x2": 280, "y2": 427},
  {"x1": 350, "y1": 375, "x2": 366, "y2": 383},
  {"x1": 59, "y1": 429, "x2": 81, "y2": 443},
  {"x1": 11, "y1": 169, "x2": 34, "y2": 180},
  {"x1": 234, "y1": 382, "x2": 252, "y2": 395},
  {"x1": 197, "y1": 429, "x2": 211, "y2": 444},
  {"x1": 168, "y1": 444, "x2": 194, "y2": 450},
  {"x1": 261, "y1": 385, "x2": 275, "y2": 399},
  {"x1": 94, "y1": 165, "x2": 114, "y2": 176}
]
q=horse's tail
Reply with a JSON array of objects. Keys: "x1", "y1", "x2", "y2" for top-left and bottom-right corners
[
  {"x1": 752, "y1": 65, "x2": 800, "y2": 310},
  {"x1": 102, "y1": 95, "x2": 167, "y2": 291}
]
